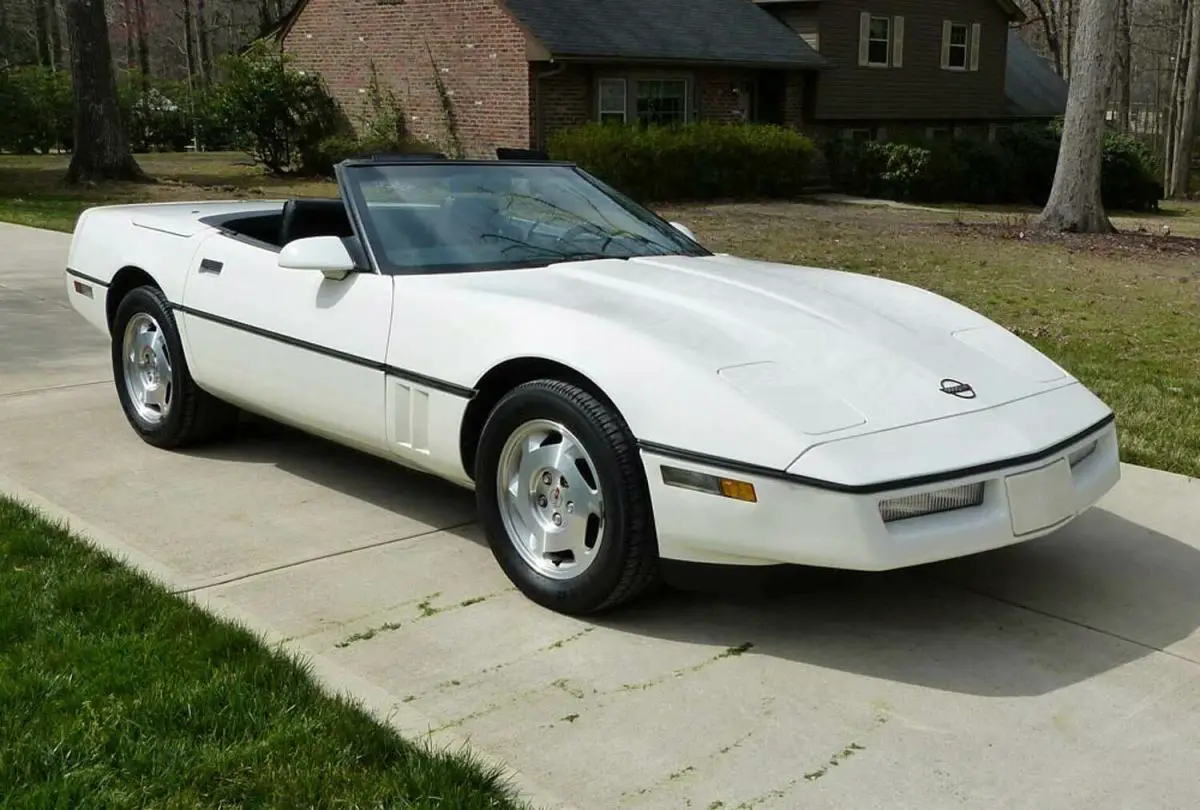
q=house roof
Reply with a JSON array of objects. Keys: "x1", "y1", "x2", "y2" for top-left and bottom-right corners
[
  {"x1": 1004, "y1": 30, "x2": 1068, "y2": 119},
  {"x1": 501, "y1": 0, "x2": 826, "y2": 68}
]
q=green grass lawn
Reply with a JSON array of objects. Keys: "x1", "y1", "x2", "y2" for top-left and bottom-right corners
[
  {"x1": 0, "y1": 496, "x2": 527, "y2": 810},
  {"x1": 1, "y1": 151, "x2": 1198, "y2": 480},
  {"x1": 0, "y1": 152, "x2": 333, "y2": 232}
]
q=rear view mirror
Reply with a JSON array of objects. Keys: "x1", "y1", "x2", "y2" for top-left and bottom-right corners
[
  {"x1": 278, "y1": 236, "x2": 358, "y2": 280},
  {"x1": 670, "y1": 221, "x2": 698, "y2": 242}
]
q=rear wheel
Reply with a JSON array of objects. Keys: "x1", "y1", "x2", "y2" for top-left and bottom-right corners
[
  {"x1": 111, "y1": 285, "x2": 237, "y2": 448},
  {"x1": 475, "y1": 379, "x2": 660, "y2": 614}
]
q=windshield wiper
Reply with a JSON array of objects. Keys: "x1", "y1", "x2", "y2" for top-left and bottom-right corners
[{"x1": 549, "y1": 251, "x2": 618, "y2": 264}]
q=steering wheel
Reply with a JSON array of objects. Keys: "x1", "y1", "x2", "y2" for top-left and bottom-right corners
[{"x1": 553, "y1": 222, "x2": 614, "y2": 254}]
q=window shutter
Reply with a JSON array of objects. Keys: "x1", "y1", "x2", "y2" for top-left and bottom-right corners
[
  {"x1": 892, "y1": 16, "x2": 904, "y2": 67},
  {"x1": 970, "y1": 23, "x2": 982, "y2": 71},
  {"x1": 858, "y1": 12, "x2": 870, "y2": 66},
  {"x1": 940, "y1": 20, "x2": 952, "y2": 69}
]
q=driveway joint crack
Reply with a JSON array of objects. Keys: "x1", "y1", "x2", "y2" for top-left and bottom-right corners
[{"x1": 174, "y1": 519, "x2": 479, "y2": 595}]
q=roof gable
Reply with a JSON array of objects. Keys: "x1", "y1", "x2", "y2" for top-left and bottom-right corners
[
  {"x1": 501, "y1": 0, "x2": 826, "y2": 68},
  {"x1": 1004, "y1": 30, "x2": 1068, "y2": 118}
]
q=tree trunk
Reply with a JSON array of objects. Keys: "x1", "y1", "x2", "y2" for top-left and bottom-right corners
[
  {"x1": 1063, "y1": 0, "x2": 1075, "y2": 80},
  {"x1": 1117, "y1": 0, "x2": 1132, "y2": 132},
  {"x1": 1034, "y1": 0, "x2": 1117, "y2": 233},
  {"x1": 1171, "y1": 0, "x2": 1200, "y2": 198},
  {"x1": 182, "y1": 0, "x2": 197, "y2": 77},
  {"x1": 1163, "y1": 0, "x2": 1190, "y2": 192},
  {"x1": 35, "y1": 0, "x2": 53, "y2": 67},
  {"x1": 124, "y1": 0, "x2": 135, "y2": 70},
  {"x1": 47, "y1": 0, "x2": 62, "y2": 70},
  {"x1": 63, "y1": 0, "x2": 147, "y2": 183},
  {"x1": 195, "y1": 0, "x2": 211, "y2": 82},
  {"x1": 135, "y1": 0, "x2": 150, "y2": 87}
]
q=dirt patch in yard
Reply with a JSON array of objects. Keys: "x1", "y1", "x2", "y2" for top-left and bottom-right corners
[{"x1": 945, "y1": 221, "x2": 1200, "y2": 262}]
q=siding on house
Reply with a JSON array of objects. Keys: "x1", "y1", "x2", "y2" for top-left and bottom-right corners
[
  {"x1": 774, "y1": 4, "x2": 821, "y2": 52},
  {"x1": 770, "y1": 0, "x2": 1010, "y2": 121},
  {"x1": 282, "y1": 0, "x2": 531, "y2": 157}
]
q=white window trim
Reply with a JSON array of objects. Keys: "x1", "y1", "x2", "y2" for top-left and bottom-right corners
[
  {"x1": 859, "y1": 13, "x2": 892, "y2": 68},
  {"x1": 941, "y1": 20, "x2": 983, "y2": 72},
  {"x1": 633, "y1": 77, "x2": 691, "y2": 125},
  {"x1": 943, "y1": 22, "x2": 970, "y2": 71},
  {"x1": 841, "y1": 127, "x2": 877, "y2": 142},
  {"x1": 597, "y1": 77, "x2": 628, "y2": 124},
  {"x1": 596, "y1": 75, "x2": 692, "y2": 126}
]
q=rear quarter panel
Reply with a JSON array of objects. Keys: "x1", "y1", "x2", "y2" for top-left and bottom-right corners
[{"x1": 66, "y1": 202, "x2": 278, "y2": 336}]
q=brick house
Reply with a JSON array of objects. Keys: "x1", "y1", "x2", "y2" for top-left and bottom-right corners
[{"x1": 276, "y1": 0, "x2": 1067, "y2": 157}]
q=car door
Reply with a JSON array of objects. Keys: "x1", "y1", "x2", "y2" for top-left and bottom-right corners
[{"x1": 178, "y1": 226, "x2": 393, "y2": 454}]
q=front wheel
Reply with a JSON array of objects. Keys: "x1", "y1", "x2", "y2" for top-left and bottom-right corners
[
  {"x1": 475, "y1": 380, "x2": 660, "y2": 614},
  {"x1": 111, "y1": 285, "x2": 237, "y2": 449}
]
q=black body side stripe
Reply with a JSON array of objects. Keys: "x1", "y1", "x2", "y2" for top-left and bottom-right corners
[
  {"x1": 66, "y1": 268, "x2": 110, "y2": 288},
  {"x1": 640, "y1": 412, "x2": 1116, "y2": 496},
  {"x1": 172, "y1": 304, "x2": 476, "y2": 399}
]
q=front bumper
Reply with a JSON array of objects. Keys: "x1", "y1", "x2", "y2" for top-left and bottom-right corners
[{"x1": 641, "y1": 419, "x2": 1120, "y2": 570}]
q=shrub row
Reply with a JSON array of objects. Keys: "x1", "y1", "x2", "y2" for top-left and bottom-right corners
[
  {"x1": 0, "y1": 45, "x2": 437, "y2": 177},
  {"x1": 0, "y1": 66, "x2": 236, "y2": 155},
  {"x1": 824, "y1": 125, "x2": 1162, "y2": 211},
  {"x1": 548, "y1": 121, "x2": 817, "y2": 202}
]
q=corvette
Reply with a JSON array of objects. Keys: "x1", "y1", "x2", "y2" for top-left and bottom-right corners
[{"x1": 63, "y1": 155, "x2": 1121, "y2": 614}]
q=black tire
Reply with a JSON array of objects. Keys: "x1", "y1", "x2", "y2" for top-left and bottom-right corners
[
  {"x1": 111, "y1": 285, "x2": 238, "y2": 449},
  {"x1": 475, "y1": 379, "x2": 661, "y2": 614}
]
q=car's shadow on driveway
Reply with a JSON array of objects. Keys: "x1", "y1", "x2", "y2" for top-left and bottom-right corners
[
  {"x1": 593, "y1": 507, "x2": 1200, "y2": 698},
  {"x1": 178, "y1": 414, "x2": 481, "y2": 540},
  {"x1": 181, "y1": 418, "x2": 1199, "y2": 698}
]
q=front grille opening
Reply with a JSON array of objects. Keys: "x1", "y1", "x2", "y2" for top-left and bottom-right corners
[{"x1": 879, "y1": 482, "x2": 986, "y2": 524}]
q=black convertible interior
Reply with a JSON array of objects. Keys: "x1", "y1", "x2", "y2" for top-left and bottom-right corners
[{"x1": 201, "y1": 198, "x2": 355, "y2": 249}]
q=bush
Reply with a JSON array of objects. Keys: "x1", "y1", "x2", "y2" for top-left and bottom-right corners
[
  {"x1": 0, "y1": 66, "x2": 72, "y2": 154},
  {"x1": 117, "y1": 73, "x2": 195, "y2": 152},
  {"x1": 548, "y1": 122, "x2": 816, "y2": 202},
  {"x1": 994, "y1": 124, "x2": 1060, "y2": 205},
  {"x1": 1102, "y1": 132, "x2": 1162, "y2": 212},
  {"x1": 827, "y1": 123, "x2": 1162, "y2": 211},
  {"x1": 209, "y1": 42, "x2": 350, "y2": 174}
]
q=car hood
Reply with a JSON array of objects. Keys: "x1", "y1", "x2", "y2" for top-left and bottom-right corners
[{"x1": 447, "y1": 253, "x2": 1073, "y2": 441}]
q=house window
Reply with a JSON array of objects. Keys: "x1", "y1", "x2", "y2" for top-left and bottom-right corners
[
  {"x1": 867, "y1": 16, "x2": 891, "y2": 66},
  {"x1": 636, "y1": 79, "x2": 688, "y2": 126},
  {"x1": 942, "y1": 21, "x2": 981, "y2": 71},
  {"x1": 946, "y1": 23, "x2": 969, "y2": 69},
  {"x1": 598, "y1": 78, "x2": 627, "y2": 125},
  {"x1": 842, "y1": 127, "x2": 876, "y2": 142}
]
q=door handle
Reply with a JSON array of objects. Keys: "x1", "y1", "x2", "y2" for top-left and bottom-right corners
[{"x1": 199, "y1": 258, "x2": 223, "y2": 275}]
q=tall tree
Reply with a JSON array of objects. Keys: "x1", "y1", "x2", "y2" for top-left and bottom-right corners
[
  {"x1": 1021, "y1": 0, "x2": 1066, "y2": 76},
  {"x1": 195, "y1": 0, "x2": 212, "y2": 81},
  {"x1": 1116, "y1": 0, "x2": 1132, "y2": 132},
  {"x1": 1169, "y1": 0, "x2": 1200, "y2": 198},
  {"x1": 62, "y1": 0, "x2": 147, "y2": 182},
  {"x1": 1034, "y1": 0, "x2": 1118, "y2": 233},
  {"x1": 134, "y1": 0, "x2": 151, "y2": 86},
  {"x1": 1163, "y1": 0, "x2": 1189, "y2": 185}
]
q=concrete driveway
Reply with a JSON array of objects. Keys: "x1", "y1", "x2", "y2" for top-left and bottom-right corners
[{"x1": 3, "y1": 221, "x2": 1198, "y2": 810}]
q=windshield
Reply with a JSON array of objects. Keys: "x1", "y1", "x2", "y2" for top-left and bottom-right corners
[{"x1": 339, "y1": 162, "x2": 710, "y2": 274}]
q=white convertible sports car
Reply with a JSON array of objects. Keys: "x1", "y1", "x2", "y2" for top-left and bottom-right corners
[{"x1": 64, "y1": 154, "x2": 1121, "y2": 614}]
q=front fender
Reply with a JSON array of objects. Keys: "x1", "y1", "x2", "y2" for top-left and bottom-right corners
[{"x1": 391, "y1": 281, "x2": 806, "y2": 470}]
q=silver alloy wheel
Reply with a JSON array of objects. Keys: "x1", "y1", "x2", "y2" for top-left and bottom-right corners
[
  {"x1": 121, "y1": 312, "x2": 173, "y2": 425},
  {"x1": 495, "y1": 419, "x2": 606, "y2": 580}
]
